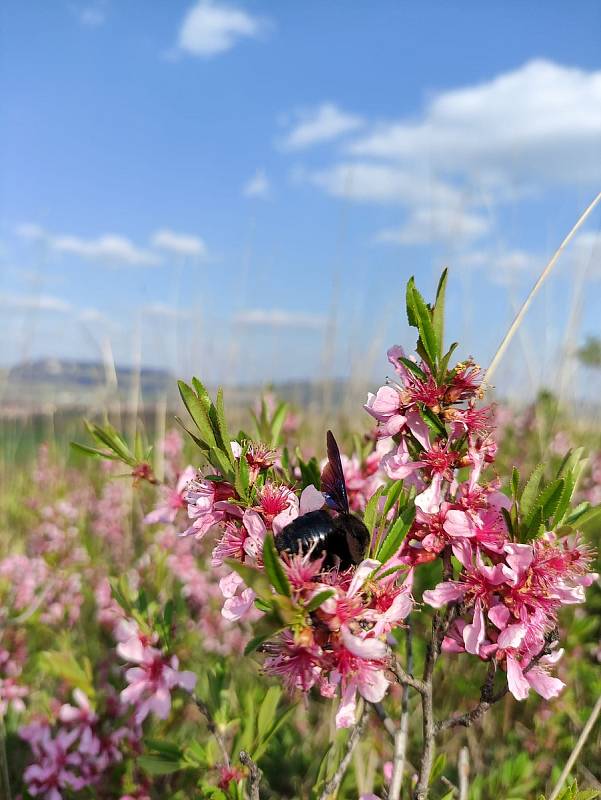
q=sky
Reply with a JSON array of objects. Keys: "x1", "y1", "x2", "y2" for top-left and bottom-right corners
[{"x1": 1, "y1": 0, "x2": 601, "y2": 397}]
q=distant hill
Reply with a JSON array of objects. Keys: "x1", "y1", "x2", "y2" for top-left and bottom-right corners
[
  {"x1": 1, "y1": 358, "x2": 177, "y2": 414},
  {"x1": 0, "y1": 359, "x2": 368, "y2": 417}
]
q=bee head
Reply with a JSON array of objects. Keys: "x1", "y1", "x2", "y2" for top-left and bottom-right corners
[{"x1": 341, "y1": 515, "x2": 370, "y2": 565}]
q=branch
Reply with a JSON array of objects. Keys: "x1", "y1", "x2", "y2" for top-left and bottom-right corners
[
  {"x1": 194, "y1": 695, "x2": 230, "y2": 767},
  {"x1": 319, "y1": 703, "x2": 368, "y2": 800},
  {"x1": 435, "y1": 661, "x2": 501, "y2": 733},
  {"x1": 389, "y1": 649, "x2": 426, "y2": 696},
  {"x1": 389, "y1": 625, "x2": 414, "y2": 800},
  {"x1": 240, "y1": 750, "x2": 262, "y2": 800},
  {"x1": 435, "y1": 630, "x2": 561, "y2": 733}
]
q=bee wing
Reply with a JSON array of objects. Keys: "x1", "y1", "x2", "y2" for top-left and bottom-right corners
[{"x1": 320, "y1": 430, "x2": 350, "y2": 514}]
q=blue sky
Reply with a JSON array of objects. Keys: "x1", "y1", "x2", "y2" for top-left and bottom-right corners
[{"x1": 1, "y1": 0, "x2": 600, "y2": 396}]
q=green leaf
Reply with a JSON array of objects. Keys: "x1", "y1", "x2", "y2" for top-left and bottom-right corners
[
  {"x1": 70, "y1": 441, "x2": 118, "y2": 460},
  {"x1": 252, "y1": 704, "x2": 298, "y2": 761},
  {"x1": 178, "y1": 380, "x2": 216, "y2": 448},
  {"x1": 261, "y1": 536, "x2": 292, "y2": 597},
  {"x1": 375, "y1": 505, "x2": 415, "y2": 563},
  {"x1": 257, "y1": 686, "x2": 281, "y2": 742},
  {"x1": 270, "y1": 402, "x2": 288, "y2": 447},
  {"x1": 531, "y1": 478, "x2": 565, "y2": 524},
  {"x1": 144, "y1": 739, "x2": 184, "y2": 759},
  {"x1": 511, "y1": 467, "x2": 520, "y2": 500},
  {"x1": 138, "y1": 754, "x2": 183, "y2": 775},
  {"x1": 406, "y1": 277, "x2": 439, "y2": 368},
  {"x1": 363, "y1": 486, "x2": 386, "y2": 534},
  {"x1": 38, "y1": 651, "x2": 95, "y2": 698},
  {"x1": 215, "y1": 387, "x2": 234, "y2": 463},
  {"x1": 382, "y1": 480, "x2": 405, "y2": 518},
  {"x1": 304, "y1": 589, "x2": 335, "y2": 613},
  {"x1": 438, "y1": 342, "x2": 459, "y2": 379},
  {"x1": 399, "y1": 357, "x2": 428, "y2": 381},
  {"x1": 431, "y1": 268, "x2": 448, "y2": 356},
  {"x1": 520, "y1": 463, "x2": 545, "y2": 517},
  {"x1": 421, "y1": 406, "x2": 447, "y2": 438}
]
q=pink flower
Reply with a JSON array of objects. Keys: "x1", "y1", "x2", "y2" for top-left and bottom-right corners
[
  {"x1": 144, "y1": 466, "x2": 196, "y2": 525},
  {"x1": 182, "y1": 475, "x2": 238, "y2": 538},
  {"x1": 364, "y1": 386, "x2": 407, "y2": 437},
  {"x1": 118, "y1": 634, "x2": 196, "y2": 724}
]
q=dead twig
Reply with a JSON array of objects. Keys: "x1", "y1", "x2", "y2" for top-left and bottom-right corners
[
  {"x1": 319, "y1": 703, "x2": 367, "y2": 800},
  {"x1": 240, "y1": 750, "x2": 262, "y2": 800}
]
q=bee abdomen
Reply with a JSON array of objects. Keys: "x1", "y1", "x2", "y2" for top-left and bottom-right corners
[{"x1": 275, "y1": 510, "x2": 336, "y2": 558}]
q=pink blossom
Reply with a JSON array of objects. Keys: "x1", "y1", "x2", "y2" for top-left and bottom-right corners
[{"x1": 144, "y1": 466, "x2": 196, "y2": 525}]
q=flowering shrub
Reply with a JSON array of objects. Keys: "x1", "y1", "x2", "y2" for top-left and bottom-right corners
[{"x1": 2, "y1": 271, "x2": 599, "y2": 800}]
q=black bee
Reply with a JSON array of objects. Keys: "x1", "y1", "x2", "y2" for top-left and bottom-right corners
[{"x1": 275, "y1": 430, "x2": 370, "y2": 569}]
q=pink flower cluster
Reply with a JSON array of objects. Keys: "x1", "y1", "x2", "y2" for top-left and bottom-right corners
[
  {"x1": 19, "y1": 691, "x2": 128, "y2": 800},
  {"x1": 263, "y1": 555, "x2": 413, "y2": 727},
  {"x1": 115, "y1": 619, "x2": 196, "y2": 724},
  {"x1": 365, "y1": 345, "x2": 597, "y2": 701}
]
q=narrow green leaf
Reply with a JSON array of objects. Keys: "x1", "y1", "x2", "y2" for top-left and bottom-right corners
[
  {"x1": 261, "y1": 536, "x2": 292, "y2": 597},
  {"x1": 407, "y1": 280, "x2": 439, "y2": 367},
  {"x1": 270, "y1": 402, "x2": 288, "y2": 447},
  {"x1": 178, "y1": 381, "x2": 216, "y2": 448},
  {"x1": 363, "y1": 486, "x2": 386, "y2": 534},
  {"x1": 304, "y1": 589, "x2": 335, "y2": 613},
  {"x1": 520, "y1": 463, "x2": 545, "y2": 517},
  {"x1": 70, "y1": 441, "x2": 118, "y2": 460},
  {"x1": 511, "y1": 467, "x2": 520, "y2": 500},
  {"x1": 252, "y1": 704, "x2": 298, "y2": 761},
  {"x1": 406, "y1": 276, "x2": 419, "y2": 327},
  {"x1": 376, "y1": 505, "x2": 415, "y2": 563},
  {"x1": 421, "y1": 406, "x2": 447, "y2": 438},
  {"x1": 399, "y1": 357, "x2": 428, "y2": 381},
  {"x1": 257, "y1": 686, "x2": 281, "y2": 742},
  {"x1": 438, "y1": 342, "x2": 459, "y2": 379},
  {"x1": 215, "y1": 387, "x2": 234, "y2": 463},
  {"x1": 382, "y1": 480, "x2": 404, "y2": 517},
  {"x1": 138, "y1": 754, "x2": 183, "y2": 775},
  {"x1": 431, "y1": 267, "x2": 448, "y2": 355}
]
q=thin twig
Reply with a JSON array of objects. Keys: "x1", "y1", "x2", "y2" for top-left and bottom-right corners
[
  {"x1": 548, "y1": 695, "x2": 601, "y2": 800},
  {"x1": 372, "y1": 701, "x2": 396, "y2": 738},
  {"x1": 485, "y1": 191, "x2": 601, "y2": 384},
  {"x1": 458, "y1": 746, "x2": 469, "y2": 800},
  {"x1": 0, "y1": 717, "x2": 12, "y2": 800},
  {"x1": 194, "y1": 696, "x2": 230, "y2": 767},
  {"x1": 319, "y1": 703, "x2": 368, "y2": 800},
  {"x1": 389, "y1": 625, "x2": 413, "y2": 800},
  {"x1": 240, "y1": 750, "x2": 262, "y2": 800}
]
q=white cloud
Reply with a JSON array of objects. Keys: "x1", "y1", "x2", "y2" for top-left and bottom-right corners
[
  {"x1": 151, "y1": 229, "x2": 207, "y2": 258},
  {"x1": 348, "y1": 60, "x2": 601, "y2": 186},
  {"x1": 52, "y1": 234, "x2": 160, "y2": 265},
  {"x1": 303, "y1": 161, "x2": 460, "y2": 206},
  {"x1": 375, "y1": 206, "x2": 490, "y2": 246},
  {"x1": 143, "y1": 303, "x2": 191, "y2": 319},
  {"x1": 281, "y1": 104, "x2": 364, "y2": 150},
  {"x1": 243, "y1": 169, "x2": 270, "y2": 198},
  {"x1": 16, "y1": 225, "x2": 161, "y2": 266},
  {"x1": 78, "y1": 6, "x2": 106, "y2": 27},
  {"x1": 177, "y1": 1, "x2": 266, "y2": 58},
  {"x1": 0, "y1": 292, "x2": 72, "y2": 313},
  {"x1": 78, "y1": 307, "x2": 107, "y2": 323},
  {"x1": 234, "y1": 309, "x2": 325, "y2": 329}
]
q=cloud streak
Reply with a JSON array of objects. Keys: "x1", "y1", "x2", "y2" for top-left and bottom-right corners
[
  {"x1": 234, "y1": 309, "x2": 326, "y2": 329},
  {"x1": 176, "y1": 1, "x2": 268, "y2": 58}
]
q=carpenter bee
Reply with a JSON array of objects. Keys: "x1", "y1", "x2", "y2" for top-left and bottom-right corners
[{"x1": 275, "y1": 431, "x2": 370, "y2": 569}]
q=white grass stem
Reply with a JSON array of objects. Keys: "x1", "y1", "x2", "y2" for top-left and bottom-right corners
[
  {"x1": 548, "y1": 694, "x2": 601, "y2": 800},
  {"x1": 485, "y1": 192, "x2": 601, "y2": 385}
]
